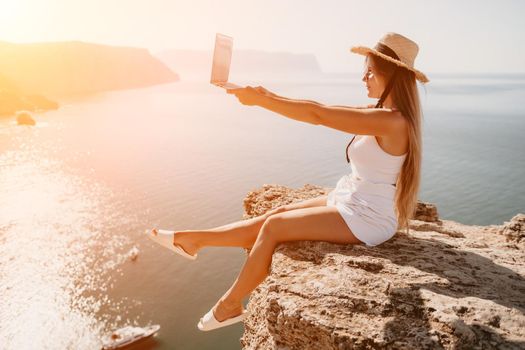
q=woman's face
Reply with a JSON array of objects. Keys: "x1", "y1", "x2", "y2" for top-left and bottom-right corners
[{"x1": 361, "y1": 56, "x2": 385, "y2": 99}]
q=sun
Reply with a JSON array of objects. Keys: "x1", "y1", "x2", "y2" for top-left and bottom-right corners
[
  {"x1": 0, "y1": 2, "x2": 23, "y2": 20},
  {"x1": 0, "y1": 1, "x2": 25, "y2": 39},
  {"x1": 0, "y1": 0, "x2": 24, "y2": 30}
]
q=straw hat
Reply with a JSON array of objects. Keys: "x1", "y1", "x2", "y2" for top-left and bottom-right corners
[{"x1": 350, "y1": 32, "x2": 429, "y2": 83}]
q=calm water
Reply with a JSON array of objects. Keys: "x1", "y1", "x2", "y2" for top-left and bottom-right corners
[{"x1": 1, "y1": 73, "x2": 524, "y2": 349}]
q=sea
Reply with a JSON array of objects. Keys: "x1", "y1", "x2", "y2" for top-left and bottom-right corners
[{"x1": 1, "y1": 72, "x2": 524, "y2": 349}]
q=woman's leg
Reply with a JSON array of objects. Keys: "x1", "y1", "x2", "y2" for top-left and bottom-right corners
[
  {"x1": 166, "y1": 195, "x2": 328, "y2": 255},
  {"x1": 206, "y1": 205, "x2": 363, "y2": 322}
]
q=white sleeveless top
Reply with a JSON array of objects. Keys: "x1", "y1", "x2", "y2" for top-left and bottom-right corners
[
  {"x1": 326, "y1": 131, "x2": 407, "y2": 246},
  {"x1": 349, "y1": 134, "x2": 407, "y2": 186}
]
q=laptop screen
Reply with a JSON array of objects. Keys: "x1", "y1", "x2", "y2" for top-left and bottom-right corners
[{"x1": 210, "y1": 33, "x2": 233, "y2": 84}]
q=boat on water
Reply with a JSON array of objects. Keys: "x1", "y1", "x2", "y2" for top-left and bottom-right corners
[{"x1": 101, "y1": 324, "x2": 160, "y2": 349}]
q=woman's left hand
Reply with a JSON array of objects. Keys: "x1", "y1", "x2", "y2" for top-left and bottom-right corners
[{"x1": 226, "y1": 86, "x2": 264, "y2": 106}]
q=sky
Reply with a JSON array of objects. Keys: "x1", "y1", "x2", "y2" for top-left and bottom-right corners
[{"x1": 0, "y1": 0, "x2": 524, "y2": 74}]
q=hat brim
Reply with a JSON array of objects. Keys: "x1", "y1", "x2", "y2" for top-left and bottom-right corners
[{"x1": 350, "y1": 46, "x2": 429, "y2": 83}]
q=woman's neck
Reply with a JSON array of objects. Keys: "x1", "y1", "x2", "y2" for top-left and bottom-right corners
[{"x1": 381, "y1": 96, "x2": 397, "y2": 110}]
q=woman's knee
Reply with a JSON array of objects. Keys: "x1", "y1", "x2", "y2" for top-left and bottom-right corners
[
  {"x1": 264, "y1": 205, "x2": 287, "y2": 218},
  {"x1": 258, "y1": 213, "x2": 288, "y2": 244}
]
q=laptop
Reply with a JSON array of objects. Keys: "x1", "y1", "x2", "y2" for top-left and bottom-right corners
[{"x1": 210, "y1": 33, "x2": 244, "y2": 89}]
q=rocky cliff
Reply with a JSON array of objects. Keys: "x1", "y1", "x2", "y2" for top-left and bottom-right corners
[
  {"x1": 0, "y1": 72, "x2": 58, "y2": 117},
  {"x1": 239, "y1": 184, "x2": 525, "y2": 349}
]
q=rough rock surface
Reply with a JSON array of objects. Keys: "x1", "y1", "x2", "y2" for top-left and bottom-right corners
[{"x1": 239, "y1": 184, "x2": 525, "y2": 350}]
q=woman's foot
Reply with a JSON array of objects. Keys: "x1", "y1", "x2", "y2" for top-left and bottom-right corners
[
  {"x1": 211, "y1": 298, "x2": 244, "y2": 322},
  {"x1": 150, "y1": 229, "x2": 201, "y2": 257}
]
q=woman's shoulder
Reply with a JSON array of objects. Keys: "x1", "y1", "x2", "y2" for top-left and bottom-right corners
[{"x1": 366, "y1": 104, "x2": 407, "y2": 129}]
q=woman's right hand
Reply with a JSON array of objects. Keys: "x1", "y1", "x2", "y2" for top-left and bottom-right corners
[
  {"x1": 254, "y1": 86, "x2": 278, "y2": 98},
  {"x1": 227, "y1": 86, "x2": 264, "y2": 106}
]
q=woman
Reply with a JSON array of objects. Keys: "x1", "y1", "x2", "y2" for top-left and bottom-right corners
[{"x1": 148, "y1": 32, "x2": 429, "y2": 331}]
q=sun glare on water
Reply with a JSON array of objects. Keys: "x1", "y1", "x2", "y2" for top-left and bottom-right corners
[{"x1": 0, "y1": 128, "x2": 144, "y2": 348}]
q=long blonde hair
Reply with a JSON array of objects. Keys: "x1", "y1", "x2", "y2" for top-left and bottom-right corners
[{"x1": 367, "y1": 53, "x2": 425, "y2": 235}]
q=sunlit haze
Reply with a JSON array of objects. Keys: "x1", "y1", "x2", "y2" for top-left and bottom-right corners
[
  {"x1": 0, "y1": 0, "x2": 524, "y2": 73},
  {"x1": 2, "y1": 1, "x2": 525, "y2": 348}
]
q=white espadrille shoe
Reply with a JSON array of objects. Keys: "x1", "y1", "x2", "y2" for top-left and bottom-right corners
[
  {"x1": 197, "y1": 307, "x2": 248, "y2": 331},
  {"x1": 145, "y1": 229, "x2": 198, "y2": 260}
]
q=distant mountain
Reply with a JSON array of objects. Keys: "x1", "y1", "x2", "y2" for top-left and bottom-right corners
[
  {"x1": 0, "y1": 40, "x2": 179, "y2": 98},
  {"x1": 156, "y1": 49, "x2": 323, "y2": 81}
]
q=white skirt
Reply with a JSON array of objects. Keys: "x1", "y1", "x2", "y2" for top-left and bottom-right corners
[{"x1": 326, "y1": 174, "x2": 398, "y2": 247}]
